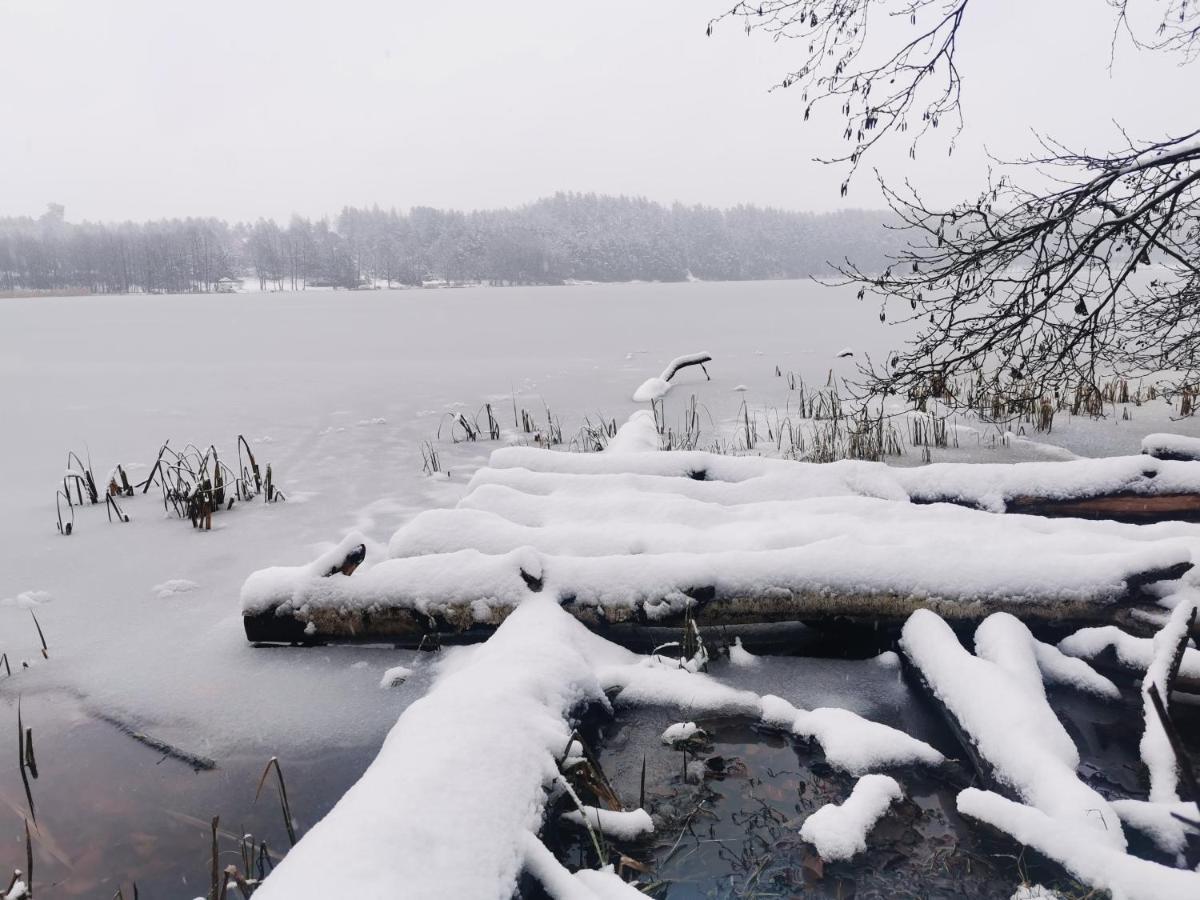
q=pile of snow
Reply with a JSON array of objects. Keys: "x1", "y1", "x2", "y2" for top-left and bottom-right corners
[
  {"x1": 799, "y1": 774, "x2": 903, "y2": 861},
  {"x1": 152, "y1": 579, "x2": 199, "y2": 600},
  {"x1": 728, "y1": 636, "x2": 759, "y2": 667},
  {"x1": 604, "y1": 410, "x2": 660, "y2": 453},
  {"x1": 632, "y1": 377, "x2": 671, "y2": 403},
  {"x1": 660, "y1": 722, "x2": 702, "y2": 745},
  {"x1": 379, "y1": 665, "x2": 413, "y2": 688}
]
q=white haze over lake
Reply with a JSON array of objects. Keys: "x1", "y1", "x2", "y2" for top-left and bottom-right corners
[{"x1": 0, "y1": 0, "x2": 1187, "y2": 222}]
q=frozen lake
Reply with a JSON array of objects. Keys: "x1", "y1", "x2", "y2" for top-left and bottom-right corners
[{"x1": 1, "y1": 281, "x2": 1197, "y2": 895}]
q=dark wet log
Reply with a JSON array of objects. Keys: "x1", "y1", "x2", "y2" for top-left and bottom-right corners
[
  {"x1": 1004, "y1": 492, "x2": 1200, "y2": 524},
  {"x1": 244, "y1": 560, "x2": 1190, "y2": 645},
  {"x1": 899, "y1": 654, "x2": 998, "y2": 789}
]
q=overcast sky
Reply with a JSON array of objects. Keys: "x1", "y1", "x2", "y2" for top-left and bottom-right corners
[{"x1": 0, "y1": 0, "x2": 1187, "y2": 222}]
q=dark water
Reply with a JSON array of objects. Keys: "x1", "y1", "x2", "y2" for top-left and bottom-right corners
[
  {"x1": 539, "y1": 653, "x2": 1189, "y2": 900},
  {"x1": 0, "y1": 689, "x2": 381, "y2": 898},
  {"x1": 3, "y1": 654, "x2": 1194, "y2": 898}
]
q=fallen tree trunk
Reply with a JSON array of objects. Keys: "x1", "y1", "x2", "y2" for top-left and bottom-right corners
[
  {"x1": 1003, "y1": 492, "x2": 1200, "y2": 523},
  {"x1": 244, "y1": 560, "x2": 1190, "y2": 645}
]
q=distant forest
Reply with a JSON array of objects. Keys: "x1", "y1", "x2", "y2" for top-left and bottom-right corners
[{"x1": 0, "y1": 195, "x2": 903, "y2": 294}]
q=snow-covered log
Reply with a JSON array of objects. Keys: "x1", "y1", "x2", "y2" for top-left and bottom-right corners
[
  {"x1": 242, "y1": 536, "x2": 1190, "y2": 643},
  {"x1": 631, "y1": 352, "x2": 711, "y2": 402},
  {"x1": 900, "y1": 609, "x2": 1126, "y2": 847},
  {"x1": 1058, "y1": 623, "x2": 1200, "y2": 693},
  {"x1": 253, "y1": 594, "x2": 935, "y2": 898},
  {"x1": 1139, "y1": 593, "x2": 1200, "y2": 803},
  {"x1": 1142, "y1": 432, "x2": 1200, "y2": 462},
  {"x1": 482, "y1": 446, "x2": 1200, "y2": 522}
]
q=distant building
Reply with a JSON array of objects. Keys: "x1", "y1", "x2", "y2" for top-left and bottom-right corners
[{"x1": 214, "y1": 277, "x2": 240, "y2": 293}]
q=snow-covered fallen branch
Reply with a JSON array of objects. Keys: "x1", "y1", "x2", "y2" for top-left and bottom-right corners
[
  {"x1": 761, "y1": 696, "x2": 943, "y2": 774},
  {"x1": 1139, "y1": 591, "x2": 1200, "y2": 803},
  {"x1": 632, "y1": 352, "x2": 711, "y2": 402},
  {"x1": 1142, "y1": 432, "x2": 1200, "y2": 462},
  {"x1": 1058, "y1": 623, "x2": 1200, "y2": 690},
  {"x1": 900, "y1": 609, "x2": 1126, "y2": 847},
  {"x1": 957, "y1": 789, "x2": 1200, "y2": 900}
]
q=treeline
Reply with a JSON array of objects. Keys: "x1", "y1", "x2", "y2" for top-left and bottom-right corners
[{"x1": 0, "y1": 195, "x2": 902, "y2": 294}]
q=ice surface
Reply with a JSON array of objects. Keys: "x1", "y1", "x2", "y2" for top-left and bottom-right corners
[
  {"x1": 799, "y1": 773, "x2": 903, "y2": 861},
  {"x1": 5, "y1": 284, "x2": 1200, "y2": 887}
]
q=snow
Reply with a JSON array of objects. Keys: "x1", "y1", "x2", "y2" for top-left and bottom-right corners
[
  {"x1": 1010, "y1": 886, "x2": 1062, "y2": 900},
  {"x1": 660, "y1": 722, "x2": 702, "y2": 744},
  {"x1": 632, "y1": 353, "x2": 712, "y2": 402},
  {"x1": 900, "y1": 609, "x2": 1126, "y2": 847},
  {"x1": 728, "y1": 636, "x2": 759, "y2": 667},
  {"x1": 258, "y1": 494, "x2": 1193, "y2": 627},
  {"x1": 521, "y1": 834, "x2": 645, "y2": 900},
  {"x1": 1141, "y1": 432, "x2": 1200, "y2": 460},
  {"x1": 254, "y1": 596, "x2": 611, "y2": 899},
  {"x1": 799, "y1": 773, "x2": 903, "y2": 861},
  {"x1": 152, "y1": 579, "x2": 199, "y2": 600},
  {"x1": 0, "y1": 589, "x2": 52, "y2": 608},
  {"x1": 561, "y1": 806, "x2": 654, "y2": 840},
  {"x1": 8, "y1": 284, "x2": 1200, "y2": 893},
  {"x1": 632, "y1": 377, "x2": 670, "y2": 403},
  {"x1": 957, "y1": 789, "x2": 1200, "y2": 900},
  {"x1": 484, "y1": 445, "x2": 1200, "y2": 511},
  {"x1": 604, "y1": 411, "x2": 660, "y2": 453},
  {"x1": 1111, "y1": 798, "x2": 1198, "y2": 859},
  {"x1": 379, "y1": 665, "x2": 413, "y2": 688},
  {"x1": 1058, "y1": 624, "x2": 1200, "y2": 682},
  {"x1": 974, "y1": 612, "x2": 1119, "y2": 699},
  {"x1": 760, "y1": 695, "x2": 943, "y2": 774}
]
